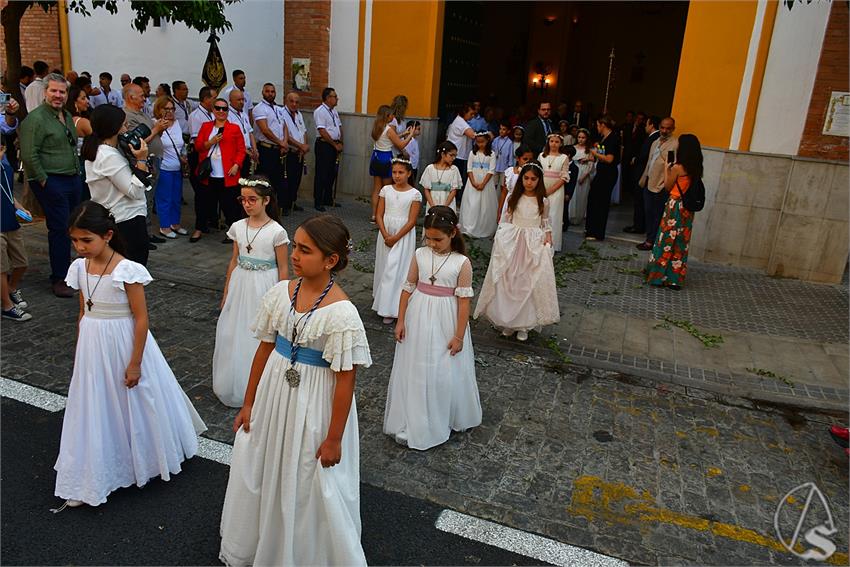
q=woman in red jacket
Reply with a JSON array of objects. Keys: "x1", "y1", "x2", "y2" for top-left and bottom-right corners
[{"x1": 195, "y1": 98, "x2": 246, "y2": 243}]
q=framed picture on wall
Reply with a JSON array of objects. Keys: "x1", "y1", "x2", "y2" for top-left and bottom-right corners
[{"x1": 292, "y1": 58, "x2": 311, "y2": 92}]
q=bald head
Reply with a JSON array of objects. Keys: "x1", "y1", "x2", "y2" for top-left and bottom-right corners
[
  {"x1": 229, "y1": 88, "x2": 245, "y2": 111},
  {"x1": 123, "y1": 83, "x2": 144, "y2": 111},
  {"x1": 659, "y1": 117, "x2": 676, "y2": 140},
  {"x1": 285, "y1": 91, "x2": 300, "y2": 111}
]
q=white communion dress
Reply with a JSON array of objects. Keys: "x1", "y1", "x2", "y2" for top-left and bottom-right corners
[
  {"x1": 459, "y1": 150, "x2": 498, "y2": 238},
  {"x1": 55, "y1": 258, "x2": 206, "y2": 506},
  {"x1": 539, "y1": 152, "x2": 570, "y2": 252},
  {"x1": 474, "y1": 195, "x2": 560, "y2": 333},
  {"x1": 420, "y1": 163, "x2": 462, "y2": 212},
  {"x1": 212, "y1": 219, "x2": 289, "y2": 407},
  {"x1": 219, "y1": 281, "x2": 372, "y2": 566},
  {"x1": 568, "y1": 146, "x2": 596, "y2": 225},
  {"x1": 383, "y1": 247, "x2": 482, "y2": 450},
  {"x1": 372, "y1": 185, "x2": 421, "y2": 319}
]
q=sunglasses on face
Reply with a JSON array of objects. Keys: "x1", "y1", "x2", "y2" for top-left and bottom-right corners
[{"x1": 213, "y1": 106, "x2": 228, "y2": 111}]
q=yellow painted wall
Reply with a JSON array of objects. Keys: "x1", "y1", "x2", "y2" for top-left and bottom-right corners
[
  {"x1": 367, "y1": 0, "x2": 444, "y2": 117},
  {"x1": 671, "y1": 1, "x2": 758, "y2": 148}
]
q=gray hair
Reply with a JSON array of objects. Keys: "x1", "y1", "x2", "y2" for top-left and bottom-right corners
[{"x1": 44, "y1": 73, "x2": 67, "y2": 87}]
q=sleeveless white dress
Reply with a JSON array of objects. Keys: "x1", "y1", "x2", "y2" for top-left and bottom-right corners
[
  {"x1": 459, "y1": 151, "x2": 498, "y2": 238},
  {"x1": 219, "y1": 282, "x2": 372, "y2": 566},
  {"x1": 383, "y1": 248, "x2": 482, "y2": 450},
  {"x1": 372, "y1": 185, "x2": 421, "y2": 318},
  {"x1": 55, "y1": 258, "x2": 206, "y2": 506},
  {"x1": 212, "y1": 219, "x2": 289, "y2": 407}
]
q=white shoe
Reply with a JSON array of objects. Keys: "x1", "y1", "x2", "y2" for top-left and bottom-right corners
[
  {"x1": 382, "y1": 317, "x2": 395, "y2": 324},
  {"x1": 517, "y1": 330, "x2": 528, "y2": 341},
  {"x1": 160, "y1": 230, "x2": 177, "y2": 239},
  {"x1": 501, "y1": 328, "x2": 514, "y2": 337},
  {"x1": 50, "y1": 499, "x2": 84, "y2": 513}
]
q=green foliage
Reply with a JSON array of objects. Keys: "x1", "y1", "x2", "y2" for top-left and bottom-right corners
[
  {"x1": 65, "y1": 0, "x2": 237, "y2": 35},
  {"x1": 663, "y1": 317, "x2": 724, "y2": 348},
  {"x1": 351, "y1": 262, "x2": 374, "y2": 274},
  {"x1": 746, "y1": 367, "x2": 795, "y2": 386},
  {"x1": 545, "y1": 335, "x2": 572, "y2": 367},
  {"x1": 353, "y1": 238, "x2": 370, "y2": 253}
]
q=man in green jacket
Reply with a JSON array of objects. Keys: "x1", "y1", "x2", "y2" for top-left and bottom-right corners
[{"x1": 19, "y1": 73, "x2": 83, "y2": 298}]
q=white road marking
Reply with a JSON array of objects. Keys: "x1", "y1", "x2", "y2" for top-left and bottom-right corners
[
  {"x1": 0, "y1": 376, "x2": 66, "y2": 412},
  {"x1": 435, "y1": 509, "x2": 628, "y2": 567}
]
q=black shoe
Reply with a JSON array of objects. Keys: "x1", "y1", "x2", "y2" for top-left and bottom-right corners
[
  {"x1": 189, "y1": 235, "x2": 201, "y2": 243},
  {"x1": 315, "y1": 206, "x2": 327, "y2": 212},
  {"x1": 636, "y1": 242, "x2": 653, "y2": 251},
  {"x1": 623, "y1": 226, "x2": 644, "y2": 234},
  {"x1": 293, "y1": 204, "x2": 304, "y2": 211},
  {"x1": 149, "y1": 234, "x2": 166, "y2": 243},
  {"x1": 148, "y1": 242, "x2": 157, "y2": 250},
  {"x1": 667, "y1": 283, "x2": 682, "y2": 291},
  {"x1": 222, "y1": 237, "x2": 233, "y2": 244}
]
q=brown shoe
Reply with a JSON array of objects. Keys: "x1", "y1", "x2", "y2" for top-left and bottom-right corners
[
  {"x1": 52, "y1": 281, "x2": 75, "y2": 298},
  {"x1": 636, "y1": 242, "x2": 653, "y2": 251}
]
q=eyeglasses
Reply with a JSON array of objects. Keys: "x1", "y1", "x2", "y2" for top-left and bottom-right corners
[
  {"x1": 163, "y1": 107, "x2": 175, "y2": 112},
  {"x1": 213, "y1": 106, "x2": 228, "y2": 111},
  {"x1": 237, "y1": 196, "x2": 260, "y2": 204}
]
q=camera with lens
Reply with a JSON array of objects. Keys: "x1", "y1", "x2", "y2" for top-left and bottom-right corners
[{"x1": 117, "y1": 123, "x2": 153, "y2": 186}]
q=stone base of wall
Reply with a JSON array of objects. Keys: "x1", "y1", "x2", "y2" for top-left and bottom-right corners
[{"x1": 690, "y1": 148, "x2": 848, "y2": 284}]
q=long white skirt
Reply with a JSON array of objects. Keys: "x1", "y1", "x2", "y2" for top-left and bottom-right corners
[
  {"x1": 372, "y1": 214, "x2": 416, "y2": 318},
  {"x1": 546, "y1": 186, "x2": 565, "y2": 252},
  {"x1": 54, "y1": 316, "x2": 206, "y2": 506},
  {"x1": 474, "y1": 224, "x2": 560, "y2": 332},
  {"x1": 383, "y1": 293, "x2": 481, "y2": 450},
  {"x1": 430, "y1": 190, "x2": 456, "y2": 212},
  {"x1": 219, "y1": 351, "x2": 365, "y2": 566},
  {"x1": 569, "y1": 177, "x2": 592, "y2": 225},
  {"x1": 459, "y1": 180, "x2": 498, "y2": 238},
  {"x1": 212, "y1": 266, "x2": 278, "y2": 407}
]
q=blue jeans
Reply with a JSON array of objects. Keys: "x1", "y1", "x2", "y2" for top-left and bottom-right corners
[
  {"x1": 155, "y1": 169, "x2": 183, "y2": 229},
  {"x1": 31, "y1": 174, "x2": 82, "y2": 282}
]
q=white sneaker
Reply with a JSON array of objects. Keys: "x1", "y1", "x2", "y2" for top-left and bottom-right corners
[
  {"x1": 2, "y1": 305, "x2": 31, "y2": 321},
  {"x1": 517, "y1": 330, "x2": 528, "y2": 341}
]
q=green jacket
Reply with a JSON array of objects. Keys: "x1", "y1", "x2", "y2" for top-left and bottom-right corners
[{"x1": 19, "y1": 101, "x2": 79, "y2": 183}]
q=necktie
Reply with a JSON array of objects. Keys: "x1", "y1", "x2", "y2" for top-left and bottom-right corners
[{"x1": 544, "y1": 120, "x2": 550, "y2": 136}]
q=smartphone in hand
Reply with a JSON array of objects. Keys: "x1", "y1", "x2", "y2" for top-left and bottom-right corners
[{"x1": 667, "y1": 150, "x2": 675, "y2": 165}]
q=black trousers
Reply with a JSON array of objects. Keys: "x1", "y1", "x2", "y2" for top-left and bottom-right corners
[
  {"x1": 210, "y1": 177, "x2": 245, "y2": 226},
  {"x1": 585, "y1": 170, "x2": 618, "y2": 240},
  {"x1": 257, "y1": 144, "x2": 285, "y2": 210},
  {"x1": 631, "y1": 179, "x2": 646, "y2": 231},
  {"x1": 284, "y1": 151, "x2": 304, "y2": 211},
  {"x1": 313, "y1": 140, "x2": 338, "y2": 208},
  {"x1": 643, "y1": 188, "x2": 668, "y2": 244},
  {"x1": 240, "y1": 153, "x2": 253, "y2": 178},
  {"x1": 117, "y1": 214, "x2": 149, "y2": 266},
  {"x1": 454, "y1": 158, "x2": 468, "y2": 204}
]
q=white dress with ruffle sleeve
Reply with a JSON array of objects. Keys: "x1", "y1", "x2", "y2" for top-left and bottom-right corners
[
  {"x1": 220, "y1": 280, "x2": 372, "y2": 567},
  {"x1": 55, "y1": 258, "x2": 206, "y2": 506},
  {"x1": 383, "y1": 247, "x2": 482, "y2": 450}
]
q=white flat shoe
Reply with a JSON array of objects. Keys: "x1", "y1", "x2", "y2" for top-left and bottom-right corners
[
  {"x1": 501, "y1": 328, "x2": 514, "y2": 337},
  {"x1": 160, "y1": 230, "x2": 177, "y2": 239},
  {"x1": 382, "y1": 317, "x2": 395, "y2": 324},
  {"x1": 171, "y1": 227, "x2": 189, "y2": 235},
  {"x1": 517, "y1": 330, "x2": 528, "y2": 341},
  {"x1": 51, "y1": 499, "x2": 85, "y2": 513}
]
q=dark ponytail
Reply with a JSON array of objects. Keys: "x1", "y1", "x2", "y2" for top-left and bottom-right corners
[
  {"x1": 68, "y1": 201, "x2": 128, "y2": 256},
  {"x1": 239, "y1": 175, "x2": 280, "y2": 223},
  {"x1": 423, "y1": 205, "x2": 466, "y2": 256},
  {"x1": 81, "y1": 104, "x2": 126, "y2": 162}
]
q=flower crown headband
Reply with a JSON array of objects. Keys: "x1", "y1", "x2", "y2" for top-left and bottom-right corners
[
  {"x1": 547, "y1": 133, "x2": 565, "y2": 141},
  {"x1": 474, "y1": 131, "x2": 492, "y2": 138},
  {"x1": 239, "y1": 178, "x2": 271, "y2": 188},
  {"x1": 524, "y1": 162, "x2": 544, "y2": 173},
  {"x1": 391, "y1": 157, "x2": 412, "y2": 165}
]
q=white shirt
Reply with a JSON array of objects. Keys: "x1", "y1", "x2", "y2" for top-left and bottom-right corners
[
  {"x1": 173, "y1": 97, "x2": 196, "y2": 136},
  {"x1": 253, "y1": 100, "x2": 286, "y2": 144},
  {"x1": 373, "y1": 124, "x2": 393, "y2": 152},
  {"x1": 142, "y1": 98, "x2": 154, "y2": 119},
  {"x1": 314, "y1": 103, "x2": 341, "y2": 140},
  {"x1": 227, "y1": 107, "x2": 253, "y2": 150},
  {"x1": 282, "y1": 106, "x2": 307, "y2": 145},
  {"x1": 220, "y1": 85, "x2": 253, "y2": 113},
  {"x1": 407, "y1": 138, "x2": 420, "y2": 169},
  {"x1": 208, "y1": 128, "x2": 224, "y2": 178},
  {"x1": 447, "y1": 115, "x2": 472, "y2": 160},
  {"x1": 24, "y1": 79, "x2": 45, "y2": 113},
  {"x1": 188, "y1": 106, "x2": 214, "y2": 140},
  {"x1": 85, "y1": 145, "x2": 149, "y2": 223},
  {"x1": 89, "y1": 88, "x2": 123, "y2": 108},
  {"x1": 160, "y1": 122, "x2": 185, "y2": 172}
]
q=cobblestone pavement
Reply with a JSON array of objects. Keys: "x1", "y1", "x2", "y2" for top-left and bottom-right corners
[{"x1": 3, "y1": 185, "x2": 850, "y2": 565}]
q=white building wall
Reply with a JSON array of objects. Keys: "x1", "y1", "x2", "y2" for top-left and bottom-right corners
[
  {"x1": 67, "y1": 1, "x2": 284, "y2": 100},
  {"x1": 749, "y1": 1, "x2": 831, "y2": 155},
  {"x1": 328, "y1": 0, "x2": 360, "y2": 113}
]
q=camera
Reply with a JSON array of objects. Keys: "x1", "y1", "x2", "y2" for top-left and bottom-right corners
[{"x1": 118, "y1": 123, "x2": 151, "y2": 155}]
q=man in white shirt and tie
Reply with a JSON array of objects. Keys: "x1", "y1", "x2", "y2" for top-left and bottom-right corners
[
  {"x1": 227, "y1": 88, "x2": 258, "y2": 179},
  {"x1": 313, "y1": 87, "x2": 343, "y2": 211},
  {"x1": 171, "y1": 80, "x2": 195, "y2": 143},
  {"x1": 281, "y1": 91, "x2": 309, "y2": 216},
  {"x1": 220, "y1": 69, "x2": 254, "y2": 124},
  {"x1": 89, "y1": 72, "x2": 123, "y2": 108},
  {"x1": 253, "y1": 83, "x2": 289, "y2": 212}
]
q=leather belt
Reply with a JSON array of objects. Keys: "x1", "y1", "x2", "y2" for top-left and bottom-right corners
[{"x1": 258, "y1": 141, "x2": 278, "y2": 149}]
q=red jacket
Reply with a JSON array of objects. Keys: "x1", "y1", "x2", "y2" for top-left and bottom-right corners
[{"x1": 195, "y1": 121, "x2": 246, "y2": 187}]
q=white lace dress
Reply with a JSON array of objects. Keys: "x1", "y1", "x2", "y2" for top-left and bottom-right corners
[
  {"x1": 383, "y1": 248, "x2": 482, "y2": 450},
  {"x1": 55, "y1": 258, "x2": 206, "y2": 506},
  {"x1": 372, "y1": 185, "x2": 421, "y2": 318},
  {"x1": 474, "y1": 195, "x2": 560, "y2": 333},
  {"x1": 568, "y1": 146, "x2": 596, "y2": 225},
  {"x1": 219, "y1": 281, "x2": 372, "y2": 566},
  {"x1": 420, "y1": 164, "x2": 462, "y2": 211},
  {"x1": 213, "y1": 219, "x2": 289, "y2": 407},
  {"x1": 459, "y1": 150, "x2": 498, "y2": 238},
  {"x1": 538, "y1": 152, "x2": 570, "y2": 251}
]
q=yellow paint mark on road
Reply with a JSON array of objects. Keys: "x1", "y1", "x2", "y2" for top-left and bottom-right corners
[
  {"x1": 694, "y1": 426, "x2": 719, "y2": 437},
  {"x1": 767, "y1": 442, "x2": 793, "y2": 454},
  {"x1": 738, "y1": 484, "x2": 751, "y2": 492},
  {"x1": 568, "y1": 475, "x2": 849, "y2": 566},
  {"x1": 675, "y1": 431, "x2": 688, "y2": 438},
  {"x1": 786, "y1": 495, "x2": 797, "y2": 504},
  {"x1": 706, "y1": 467, "x2": 723, "y2": 478}
]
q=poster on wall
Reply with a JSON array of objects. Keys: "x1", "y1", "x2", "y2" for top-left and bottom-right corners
[
  {"x1": 822, "y1": 91, "x2": 849, "y2": 137},
  {"x1": 292, "y1": 58, "x2": 311, "y2": 92}
]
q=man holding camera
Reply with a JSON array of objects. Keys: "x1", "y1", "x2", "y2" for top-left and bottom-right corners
[
  {"x1": 19, "y1": 73, "x2": 83, "y2": 298},
  {"x1": 123, "y1": 83, "x2": 169, "y2": 247}
]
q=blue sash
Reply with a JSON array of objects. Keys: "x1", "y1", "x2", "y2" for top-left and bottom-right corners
[{"x1": 275, "y1": 334, "x2": 330, "y2": 368}]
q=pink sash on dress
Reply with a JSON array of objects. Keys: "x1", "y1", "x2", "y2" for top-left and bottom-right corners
[
  {"x1": 416, "y1": 281, "x2": 455, "y2": 297},
  {"x1": 543, "y1": 170, "x2": 561, "y2": 178}
]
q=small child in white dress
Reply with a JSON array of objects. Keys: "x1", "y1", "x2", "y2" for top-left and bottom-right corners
[
  {"x1": 459, "y1": 132, "x2": 498, "y2": 238},
  {"x1": 421, "y1": 141, "x2": 462, "y2": 212},
  {"x1": 498, "y1": 144, "x2": 535, "y2": 223},
  {"x1": 475, "y1": 162, "x2": 560, "y2": 342},
  {"x1": 54, "y1": 202, "x2": 206, "y2": 510},
  {"x1": 213, "y1": 177, "x2": 289, "y2": 407},
  {"x1": 538, "y1": 134, "x2": 570, "y2": 251},
  {"x1": 372, "y1": 158, "x2": 422, "y2": 324},
  {"x1": 384, "y1": 206, "x2": 482, "y2": 450},
  {"x1": 220, "y1": 215, "x2": 371, "y2": 566}
]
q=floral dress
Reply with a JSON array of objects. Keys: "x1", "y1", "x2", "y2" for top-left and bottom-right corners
[{"x1": 645, "y1": 176, "x2": 694, "y2": 287}]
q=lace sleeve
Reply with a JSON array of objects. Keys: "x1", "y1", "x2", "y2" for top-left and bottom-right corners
[
  {"x1": 401, "y1": 251, "x2": 419, "y2": 293},
  {"x1": 560, "y1": 156, "x2": 571, "y2": 182},
  {"x1": 455, "y1": 257, "x2": 474, "y2": 298},
  {"x1": 541, "y1": 198, "x2": 552, "y2": 233}
]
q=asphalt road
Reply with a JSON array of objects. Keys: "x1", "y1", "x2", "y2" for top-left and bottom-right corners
[{"x1": 1, "y1": 398, "x2": 548, "y2": 566}]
